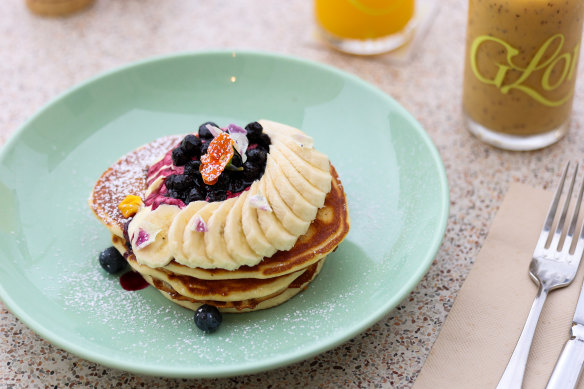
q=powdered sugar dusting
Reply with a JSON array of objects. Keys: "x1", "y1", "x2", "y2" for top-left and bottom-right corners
[{"x1": 90, "y1": 136, "x2": 181, "y2": 231}]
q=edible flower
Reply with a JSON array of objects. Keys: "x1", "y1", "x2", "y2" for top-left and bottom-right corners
[
  {"x1": 206, "y1": 123, "x2": 224, "y2": 138},
  {"x1": 134, "y1": 228, "x2": 156, "y2": 249},
  {"x1": 248, "y1": 192, "x2": 272, "y2": 212},
  {"x1": 118, "y1": 195, "x2": 143, "y2": 218},
  {"x1": 190, "y1": 215, "x2": 208, "y2": 232},
  {"x1": 200, "y1": 132, "x2": 235, "y2": 185},
  {"x1": 227, "y1": 124, "x2": 249, "y2": 162}
]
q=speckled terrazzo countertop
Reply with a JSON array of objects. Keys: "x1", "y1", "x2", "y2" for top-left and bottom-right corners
[{"x1": 1, "y1": 0, "x2": 583, "y2": 388}]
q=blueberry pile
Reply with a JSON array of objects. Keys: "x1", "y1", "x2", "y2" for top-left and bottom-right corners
[{"x1": 165, "y1": 121, "x2": 270, "y2": 203}]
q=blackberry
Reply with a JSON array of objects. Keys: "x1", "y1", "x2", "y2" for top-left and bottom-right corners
[
  {"x1": 184, "y1": 160, "x2": 202, "y2": 176},
  {"x1": 181, "y1": 134, "x2": 202, "y2": 157},
  {"x1": 198, "y1": 122, "x2": 218, "y2": 140},
  {"x1": 99, "y1": 247, "x2": 128, "y2": 274},
  {"x1": 172, "y1": 146, "x2": 190, "y2": 166},
  {"x1": 194, "y1": 304, "x2": 222, "y2": 333}
]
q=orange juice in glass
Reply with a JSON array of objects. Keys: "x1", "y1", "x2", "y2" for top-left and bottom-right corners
[{"x1": 315, "y1": 0, "x2": 416, "y2": 55}]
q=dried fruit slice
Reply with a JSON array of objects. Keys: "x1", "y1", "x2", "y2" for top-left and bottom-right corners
[
  {"x1": 200, "y1": 132, "x2": 234, "y2": 185},
  {"x1": 118, "y1": 195, "x2": 143, "y2": 218}
]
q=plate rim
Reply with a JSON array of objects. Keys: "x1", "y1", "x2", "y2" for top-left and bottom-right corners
[{"x1": 0, "y1": 49, "x2": 449, "y2": 378}]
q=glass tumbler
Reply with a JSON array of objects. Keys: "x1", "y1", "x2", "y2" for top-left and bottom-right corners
[
  {"x1": 462, "y1": 0, "x2": 584, "y2": 150},
  {"x1": 315, "y1": 0, "x2": 416, "y2": 55}
]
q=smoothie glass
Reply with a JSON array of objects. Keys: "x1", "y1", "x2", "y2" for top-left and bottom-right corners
[
  {"x1": 314, "y1": 0, "x2": 416, "y2": 55},
  {"x1": 462, "y1": 0, "x2": 584, "y2": 150}
]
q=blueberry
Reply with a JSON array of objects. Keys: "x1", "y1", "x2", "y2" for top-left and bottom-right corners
[
  {"x1": 184, "y1": 160, "x2": 202, "y2": 176},
  {"x1": 243, "y1": 161, "x2": 260, "y2": 181},
  {"x1": 181, "y1": 134, "x2": 202, "y2": 157},
  {"x1": 172, "y1": 146, "x2": 190, "y2": 166},
  {"x1": 193, "y1": 174, "x2": 206, "y2": 191},
  {"x1": 212, "y1": 174, "x2": 229, "y2": 191},
  {"x1": 200, "y1": 141, "x2": 210, "y2": 156},
  {"x1": 230, "y1": 152, "x2": 243, "y2": 167},
  {"x1": 194, "y1": 304, "x2": 222, "y2": 333},
  {"x1": 166, "y1": 174, "x2": 195, "y2": 191},
  {"x1": 165, "y1": 189, "x2": 182, "y2": 200},
  {"x1": 99, "y1": 246, "x2": 128, "y2": 274},
  {"x1": 245, "y1": 121, "x2": 263, "y2": 138},
  {"x1": 198, "y1": 122, "x2": 219, "y2": 140},
  {"x1": 246, "y1": 148, "x2": 267, "y2": 165},
  {"x1": 258, "y1": 133, "x2": 271, "y2": 148},
  {"x1": 186, "y1": 187, "x2": 205, "y2": 203},
  {"x1": 228, "y1": 177, "x2": 246, "y2": 193},
  {"x1": 206, "y1": 190, "x2": 227, "y2": 202}
]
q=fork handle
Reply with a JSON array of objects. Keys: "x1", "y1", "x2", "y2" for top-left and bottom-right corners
[
  {"x1": 546, "y1": 324, "x2": 584, "y2": 389},
  {"x1": 497, "y1": 286, "x2": 549, "y2": 389}
]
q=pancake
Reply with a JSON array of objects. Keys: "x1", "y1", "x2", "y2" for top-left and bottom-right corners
[
  {"x1": 89, "y1": 120, "x2": 350, "y2": 313},
  {"x1": 112, "y1": 234, "x2": 326, "y2": 313}
]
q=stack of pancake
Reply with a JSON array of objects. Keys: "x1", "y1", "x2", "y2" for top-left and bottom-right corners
[{"x1": 89, "y1": 121, "x2": 350, "y2": 313}]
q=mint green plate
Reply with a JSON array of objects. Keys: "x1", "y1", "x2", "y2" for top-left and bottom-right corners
[{"x1": 0, "y1": 51, "x2": 448, "y2": 377}]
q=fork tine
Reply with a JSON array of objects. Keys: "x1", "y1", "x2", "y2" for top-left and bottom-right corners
[
  {"x1": 572, "y1": 174, "x2": 584, "y2": 258},
  {"x1": 565, "y1": 163, "x2": 583, "y2": 253},
  {"x1": 550, "y1": 162, "x2": 578, "y2": 250},
  {"x1": 537, "y1": 162, "x2": 570, "y2": 251}
]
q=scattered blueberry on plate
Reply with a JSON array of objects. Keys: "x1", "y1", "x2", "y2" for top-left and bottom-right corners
[
  {"x1": 98, "y1": 246, "x2": 128, "y2": 274},
  {"x1": 194, "y1": 304, "x2": 222, "y2": 333}
]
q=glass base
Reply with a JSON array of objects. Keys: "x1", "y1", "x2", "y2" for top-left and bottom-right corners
[
  {"x1": 317, "y1": 18, "x2": 417, "y2": 55},
  {"x1": 464, "y1": 114, "x2": 570, "y2": 151}
]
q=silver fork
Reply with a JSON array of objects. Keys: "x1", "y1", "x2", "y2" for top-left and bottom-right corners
[{"x1": 497, "y1": 162, "x2": 584, "y2": 389}]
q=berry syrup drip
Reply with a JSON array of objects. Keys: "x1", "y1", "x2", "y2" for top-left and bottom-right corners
[
  {"x1": 120, "y1": 271, "x2": 150, "y2": 291},
  {"x1": 146, "y1": 121, "x2": 270, "y2": 209}
]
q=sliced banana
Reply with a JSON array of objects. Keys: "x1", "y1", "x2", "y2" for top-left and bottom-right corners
[
  {"x1": 242, "y1": 182, "x2": 278, "y2": 257},
  {"x1": 263, "y1": 166, "x2": 310, "y2": 236},
  {"x1": 275, "y1": 143, "x2": 331, "y2": 194},
  {"x1": 179, "y1": 201, "x2": 220, "y2": 268},
  {"x1": 204, "y1": 197, "x2": 240, "y2": 270},
  {"x1": 280, "y1": 137, "x2": 330, "y2": 172},
  {"x1": 266, "y1": 157, "x2": 318, "y2": 222},
  {"x1": 268, "y1": 145, "x2": 327, "y2": 208},
  {"x1": 128, "y1": 204, "x2": 179, "y2": 268},
  {"x1": 168, "y1": 201, "x2": 207, "y2": 263},
  {"x1": 260, "y1": 119, "x2": 330, "y2": 171},
  {"x1": 256, "y1": 177, "x2": 297, "y2": 251},
  {"x1": 224, "y1": 190, "x2": 262, "y2": 265},
  {"x1": 260, "y1": 119, "x2": 305, "y2": 139}
]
